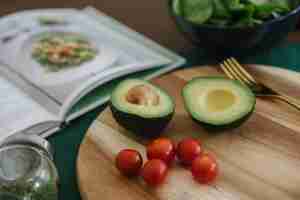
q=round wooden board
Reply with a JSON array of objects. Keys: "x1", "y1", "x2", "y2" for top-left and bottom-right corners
[{"x1": 77, "y1": 65, "x2": 300, "y2": 200}]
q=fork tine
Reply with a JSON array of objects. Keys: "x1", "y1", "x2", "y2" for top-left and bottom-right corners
[
  {"x1": 220, "y1": 63, "x2": 235, "y2": 80},
  {"x1": 229, "y1": 58, "x2": 257, "y2": 84},
  {"x1": 223, "y1": 60, "x2": 249, "y2": 85}
]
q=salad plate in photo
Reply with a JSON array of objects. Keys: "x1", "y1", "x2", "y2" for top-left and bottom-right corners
[{"x1": 31, "y1": 32, "x2": 98, "y2": 70}]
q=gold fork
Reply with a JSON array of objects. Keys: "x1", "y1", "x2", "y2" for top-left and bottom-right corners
[{"x1": 220, "y1": 57, "x2": 300, "y2": 111}]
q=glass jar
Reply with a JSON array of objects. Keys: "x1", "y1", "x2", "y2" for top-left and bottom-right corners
[{"x1": 0, "y1": 134, "x2": 59, "y2": 200}]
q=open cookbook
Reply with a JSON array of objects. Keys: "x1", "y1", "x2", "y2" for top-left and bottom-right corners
[{"x1": 0, "y1": 7, "x2": 185, "y2": 142}]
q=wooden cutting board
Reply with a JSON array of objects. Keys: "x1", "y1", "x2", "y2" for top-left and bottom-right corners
[{"x1": 77, "y1": 65, "x2": 300, "y2": 200}]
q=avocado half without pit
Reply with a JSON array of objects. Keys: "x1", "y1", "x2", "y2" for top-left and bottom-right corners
[
  {"x1": 182, "y1": 77, "x2": 256, "y2": 130},
  {"x1": 110, "y1": 79, "x2": 175, "y2": 137}
]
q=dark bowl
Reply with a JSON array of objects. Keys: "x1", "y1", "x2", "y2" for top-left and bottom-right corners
[{"x1": 169, "y1": 0, "x2": 300, "y2": 56}]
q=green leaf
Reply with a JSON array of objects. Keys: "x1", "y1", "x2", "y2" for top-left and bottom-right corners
[
  {"x1": 231, "y1": 3, "x2": 256, "y2": 25},
  {"x1": 173, "y1": 0, "x2": 183, "y2": 16},
  {"x1": 247, "y1": 0, "x2": 270, "y2": 5},
  {"x1": 212, "y1": 0, "x2": 231, "y2": 18},
  {"x1": 175, "y1": 0, "x2": 299, "y2": 27},
  {"x1": 227, "y1": 1, "x2": 255, "y2": 19},
  {"x1": 255, "y1": 2, "x2": 290, "y2": 19},
  {"x1": 223, "y1": 0, "x2": 242, "y2": 9},
  {"x1": 233, "y1": 15, "x2": 263, "y2": 27},
  {"x1": 182, "y1": 0, "x2": 214, "y2": 24},
  {"x1": 272, "y1": 0, "x2": 290, "y2": 10}
]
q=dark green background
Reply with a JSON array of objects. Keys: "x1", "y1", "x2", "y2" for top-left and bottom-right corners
[{"x1": 48, "y1": 42, "x2": 300, "y2": 200}]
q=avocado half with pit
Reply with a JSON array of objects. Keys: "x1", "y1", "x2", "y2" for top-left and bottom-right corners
[
  {"x1": 182, "y1": 77, "x2": 256, "y2": 130},
  {"x1": 110, "y1": 79, "x2": 175, "y2": 137}
]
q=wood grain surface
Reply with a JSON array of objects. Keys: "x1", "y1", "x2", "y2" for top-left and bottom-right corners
[{"x1": 77, "y1": 65, "x2": 300, "y2": 200}]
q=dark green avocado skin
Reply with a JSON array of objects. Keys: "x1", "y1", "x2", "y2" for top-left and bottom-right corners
[
  {"x1": 110, "y1": 103, "x2": 174, "y2": 138},
  {"x1": 188, "y1": 101, "x2": 256, "y2": 132}
]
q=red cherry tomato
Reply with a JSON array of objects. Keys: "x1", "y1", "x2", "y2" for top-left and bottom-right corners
[
  {"x1": 177, "y1": 138, "x2": 202, "y2": 165},
  {"x1": 115, "y1": 149, "x2": 143, "y2": 177},
  {"x1": 141, "y1": 159, "x2": 168, "y2": 186},
  {"x1": 191, "y1": 153, "x2": 218, "y2": 184},
  {"x1": 147, "y1": 138, "x2": 176, "y2": 165}
]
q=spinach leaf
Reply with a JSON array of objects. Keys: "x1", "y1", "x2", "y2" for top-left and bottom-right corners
[
  {"x1": 173, "y1": 0, "x2": 300, "y2": 27},
  {"x1": 223, "y1": 0, "x2": 243, "y2": 10},
  {"x1": 232, "y1": 3, "x2": 258, "y2": 26},
  {"x1": 226, "y1": 1, "x2": 256, "y2": 22},
  {"x1": 272, "y1": 0, "x2": 291, "y2": 10},
  {"x1": 254, "y1": 2, "x2": 290, "y2": 19},
  {"x1": 247, "y1": 0, "x2": 270, "y2": 5},
  {"x1": 181, "y1": 0, "x2": 214, "y2": 24},
  {"x1": 234, "y1": 17, "x2": 263, "y2": 26},
  {"x1": 212, "y1": 0, "x2": 231, "y2": 18},
  {"x1": 173, "y1": 0, "x2": 183, "y2": 16}
]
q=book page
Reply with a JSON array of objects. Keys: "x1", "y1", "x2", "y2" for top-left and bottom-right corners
[
  {"x1": 0, "y1": 9, "x2": 170, "y2": 108},
  {"x1": 0, "y1": 75, "x2": 58, "y2": 142}
]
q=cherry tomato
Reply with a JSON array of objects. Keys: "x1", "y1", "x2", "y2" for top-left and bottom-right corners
[
  {"x1": 191, "y1": 153, "x2": 218, "y2": 184},
  {"x1": 115, "y1": 149, "x2": 143, "y2": 177},
  {"x1": 177, "y1": 138, "x2": 202, "y2": 165},
  {"x1": 147, "y1": 138, "x2": 176, "y2": 165},
  {"x1": 141, "y1": 159, "x2": 168, "y2": 186}
]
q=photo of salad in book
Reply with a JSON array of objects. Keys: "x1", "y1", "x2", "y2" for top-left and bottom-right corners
[
  {"x1": 0, "y1": 7, "x2": 185, "y2": 142},
  {"x1": 32, "y1": 32, "x2": 98, "y2": 70}
]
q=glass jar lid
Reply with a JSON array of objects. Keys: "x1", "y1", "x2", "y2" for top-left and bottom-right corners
[
  {"x1": 0, "y1": 134, "x2": 53, "y2": 160},
  {"x1": 0, "y1": 144, "x2": 42, "y2": 183}
]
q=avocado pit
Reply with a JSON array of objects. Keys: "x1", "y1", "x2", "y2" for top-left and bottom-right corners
[{"x1": 126, "y1": 84, "x2": 160, "y2": 106}]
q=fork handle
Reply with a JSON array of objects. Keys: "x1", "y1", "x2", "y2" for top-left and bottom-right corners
[{"x1": 274, "y1": 94, "x2": 300, "y2": 111}]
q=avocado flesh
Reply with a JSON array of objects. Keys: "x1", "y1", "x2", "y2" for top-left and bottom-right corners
[
  {"x1": 182, "y1": 77, "x2": 256, "y2": 129},
  {"x1": 110, "y1": 79, "x2": 174, "y2": 137}
]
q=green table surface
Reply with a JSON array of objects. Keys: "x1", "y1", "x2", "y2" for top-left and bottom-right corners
[{"x1": 48, "y1": 42, "x2": 300, "y2": 200}]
